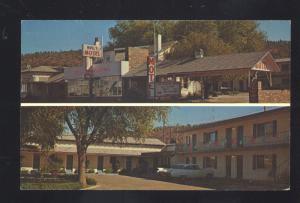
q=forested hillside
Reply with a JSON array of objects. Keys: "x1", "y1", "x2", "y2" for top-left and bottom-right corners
[{"x1": 21, "y1": 50, "x2": 82, "y2": 69}]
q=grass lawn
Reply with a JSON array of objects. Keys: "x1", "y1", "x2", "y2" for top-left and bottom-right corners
[{"x1": 20, "y1": 181, "x2": 82, "y2": 190}]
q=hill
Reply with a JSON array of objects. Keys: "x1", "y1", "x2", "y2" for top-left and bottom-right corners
[
  {"x1": 21, "y1": 40, "x2": 290, "y2": 69},
  {"x1": 21, "y1": 50, "x2": 82, "y2": 69}
]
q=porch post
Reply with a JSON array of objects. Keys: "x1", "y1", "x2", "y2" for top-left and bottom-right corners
[
  {"x1": 248, "y1": 70, "x2": 251, "y2": 89},
  {"x1": 269, "y1": 72, "x2": 272, "y2": 87}
]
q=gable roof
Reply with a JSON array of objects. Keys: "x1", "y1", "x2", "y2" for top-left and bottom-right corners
[{"x1": 124, "y1": 51, "x2": 275, "y2": 77}]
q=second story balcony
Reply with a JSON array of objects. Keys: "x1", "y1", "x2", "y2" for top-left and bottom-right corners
[{"x1": 175, "y1": 130, "x2": 290, "y2": 154}]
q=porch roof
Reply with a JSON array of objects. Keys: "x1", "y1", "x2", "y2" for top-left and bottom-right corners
[
  {"x1": 123, "y1": 51, "x2": 279, "y2": 78},
  {"x1": 54, "y1": 144, "x2": 162, "y2": 156}
]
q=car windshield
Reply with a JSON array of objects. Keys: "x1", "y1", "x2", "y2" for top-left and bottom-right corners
[{"x1": 171, "y1": 164, "x2": 185, "y2": 169}]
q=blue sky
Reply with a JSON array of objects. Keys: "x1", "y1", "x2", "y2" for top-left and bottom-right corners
[
  {"x1": 21, "y1": 20, "x2": 291, "y2": 54},
  {"x1": 157, "y1": 106, "x2": 280, "y2": 127}
]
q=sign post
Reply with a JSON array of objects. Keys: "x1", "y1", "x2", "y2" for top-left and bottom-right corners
[
  {"x1": 147, "y1": 56, "x2": 156, "y2": 100},
  {"x1": 82, "y1": 40, "x2": 102, "y2": 98}
]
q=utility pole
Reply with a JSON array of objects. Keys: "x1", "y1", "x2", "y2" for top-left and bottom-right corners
[{"x1": 153, "y1": 21, "x2": 157, "y2": 101}]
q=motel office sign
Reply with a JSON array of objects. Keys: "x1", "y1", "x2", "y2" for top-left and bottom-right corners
[
  {"x1": 82, "y1": 44, "x2": 102, "y2": 58},
  {"x1": 147, "y1": 56, "x2": 156, "y2": 98}
]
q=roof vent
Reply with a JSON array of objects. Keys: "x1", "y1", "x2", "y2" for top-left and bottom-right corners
[{"x1": 194, "y1": 49, "x2": 204, "y2": 59}]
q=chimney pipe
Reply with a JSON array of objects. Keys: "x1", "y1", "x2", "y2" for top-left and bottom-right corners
[
  {"x1": 157, "y1": 34, "x2": 162, "y2": 53},
  {"x1": 194, "y1": 49, "x2": 204, "y2": 59}
]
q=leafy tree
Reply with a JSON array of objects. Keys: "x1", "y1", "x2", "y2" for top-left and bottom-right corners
[
  {"x1": 20, "y1": 107, "x2": 65, "y2": 148},
  {"x1": 21, "y1": 106, "x2": 170, "y2": 187},
  {"x1": 216, "y1": 20, "x2": 266, "y2": 52},
  {"x1": 167, "y1": 32, "x2": 233, "y2": 59}
]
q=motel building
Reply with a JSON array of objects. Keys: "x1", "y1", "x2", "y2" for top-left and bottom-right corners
[
  {"x1": 172, "y1": 107, "x2": 290, "y2": 182},
  {"x1": 21, "y1": 65, "x2": 66, "y2": 100},
  {"x1": 123, "y1": 50, "x2": 281, "y2": 101},
  {"x1": 20, "y1": 136, "x2": 168, "y2": 174}
]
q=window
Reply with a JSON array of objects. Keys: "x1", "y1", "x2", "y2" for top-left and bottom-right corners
[
  {"x1": 253, "y1": 155, "x2": 273, "y2": 169},
  {"x1": 203, "y1": 156, "x2": 217, "y2": 169},
  {"x1": 93, "y1": 76, "x2": 122, "y2": 97},
  {"x1": 203, "y1": 131, "x2": 218, "y2": 144},
  {"x1": 186, "y1": 157, "x2": 190, "y2": 164},
  {"x1": 253, "y1": 121, "x2": 277, "y2": 138},
  {"x1": 68, "y1": 79, "x2": 89, "y2": 96}
]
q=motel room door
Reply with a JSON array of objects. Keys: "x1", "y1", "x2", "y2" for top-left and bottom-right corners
[
  {"x1": 33, "y1": 154, "x2": 40, "y2": 170},
  {"x1": 97, "y1": 156, "x2": 104, "y2": 171},
  {"x1": 126, "y1": 157, "x2": 132, "y2": 171},
  {"x1": 236, "y1": 155, "x2": 243, "y2": 179},
  {"x1": 66, "y1": 155, "x2": 73, "y2": 170},
  {"x1": 225, "y1": 155, "x2": 231, "y2": 178}
]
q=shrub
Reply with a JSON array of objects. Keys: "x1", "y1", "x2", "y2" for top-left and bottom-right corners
[
  {"x1": 48, "y1": 154, "x2": 63, "y2": 173},
  {"x1": 86, "y1": 177, "x2": 97, "y2": 185},
  {"x1": 20, "y1": 170, "x2": 30, "y2": 176},
  {"x1": 87, "y1": 169, "x2": 95, "y2": 173},
  {"x1": 103, "y1": 168, "x2": 112, "y2": 173}
]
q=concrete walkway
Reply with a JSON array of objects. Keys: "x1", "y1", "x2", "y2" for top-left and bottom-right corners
[{"x1": 86, "y1": 174, "x2": 213, "y2": 190}]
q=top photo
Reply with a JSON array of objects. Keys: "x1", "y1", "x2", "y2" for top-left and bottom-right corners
[{"x1": 21, "y1": 20, "x2": 291, "y2": 103}]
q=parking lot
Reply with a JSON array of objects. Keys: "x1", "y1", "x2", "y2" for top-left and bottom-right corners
[
  {"x1": 86, "y1": 174, "x2": 213, "y2": 190},
  {"x1": 85, "y1": 173, "x2": 289, "y2": 190}
]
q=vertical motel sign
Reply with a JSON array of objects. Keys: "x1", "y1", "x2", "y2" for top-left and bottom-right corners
[{"x1": 147, "y1": 56, "x2": 156, "y2": 98}]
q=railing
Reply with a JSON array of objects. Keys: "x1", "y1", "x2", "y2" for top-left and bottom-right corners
[{"x1": 175, "y1": 131, "x2": 290, "y2": 153}]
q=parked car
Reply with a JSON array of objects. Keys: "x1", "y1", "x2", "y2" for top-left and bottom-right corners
[
  {"x1": 158, "y1": 164, "x2": 215, "y2": 178},
  {"x1": 157, "y1": 167, "x2": 172, "y2": 177}
]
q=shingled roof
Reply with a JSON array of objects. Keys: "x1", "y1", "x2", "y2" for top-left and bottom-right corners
[{"x1": 124, "y1": 51, "x2": 275, "y2": 77}]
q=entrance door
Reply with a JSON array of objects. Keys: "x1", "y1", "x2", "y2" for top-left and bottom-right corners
[
  {"x1": 236, "y1": 155, "x2": 243, "y2": 179},
  {"x1": 225, "y1": 128, "x2": 232, "y2": 148},
  {"x1": 33, "y1": 154, "x2": 40, "y2": 170},
  {"x1": 110, "y1": 156, "x2": 117, "y2": 172},
  {"x1": 192, "y1": 134, "x2": 197, "y2": 151},
  {"x1": 66, "y1": 155, "x2": 73, "y2": 170},
  {"x1": 126, "y1": 157, "x2": 132, "y2": 171},
  {"x1": 239, "y1": 80, "x2": 244, "y2": 91},
  {"x1": 237, "y1": 126, "x2": 244, "y2": 147},
  {"x1": 97, "y1": 156, "x2": 104, "y2": 171},
  {"x1": 225, "y1": 156, "x2": 231, "y2": 178}
]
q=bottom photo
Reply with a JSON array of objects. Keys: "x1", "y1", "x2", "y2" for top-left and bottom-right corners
[{"x1": 20, "y1": 106, "x2": 290, "y2": 190}]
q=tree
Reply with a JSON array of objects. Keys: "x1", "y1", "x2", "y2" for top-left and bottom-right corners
[
  {"x1": 108, "y1": 20, "x2": 176, "y2": 48},
  {"x1": 20, "y1": 107, "x2": 65, "y2": 148},
  {"x1": 21, "y1": 106, "x2": 170, "y2": 187},
  {"x1": 167, "y1": 32, "x2": 234, "y2": 59}
]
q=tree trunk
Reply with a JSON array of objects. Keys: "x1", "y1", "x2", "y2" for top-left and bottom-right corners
[{"x1": 77, "y1": 150, "x2": 87, "y2": 187}]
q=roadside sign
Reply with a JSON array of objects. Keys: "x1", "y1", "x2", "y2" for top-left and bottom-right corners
[
  {"x1": 156, "y1": 82, "x2": 180, "y2": 97},
  {"x1": 147, "y1": 56, "x2": 156, "y2": 98},
  {"x1": 82, "y1": 44, "x2": 102, "y2": 58}
]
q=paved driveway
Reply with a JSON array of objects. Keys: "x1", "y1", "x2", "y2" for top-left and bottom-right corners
[{"x1": 86, "y1": 174, "x2": 213, "y2": 190}]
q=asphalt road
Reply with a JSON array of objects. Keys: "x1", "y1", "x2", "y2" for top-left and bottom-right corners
[{"x1": 86, "y1": 174, "x2": 213, "y2": 190}]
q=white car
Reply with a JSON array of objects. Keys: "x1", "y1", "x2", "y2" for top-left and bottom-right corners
[{"x1": 160, "y1": 164, "x2": 215, "y2": 178}]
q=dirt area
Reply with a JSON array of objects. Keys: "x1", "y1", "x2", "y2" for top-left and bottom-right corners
[
  {"x1": 204, "y1": 92, "x2": 249, "y2": 103},
  {"x1": 86, "y1": 174, "x2": 213, "y2": 190},
  {"x1": 86, "y1": 174, "x2": 289, "y2": 191}
]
